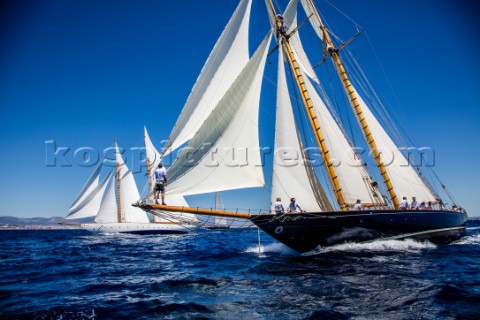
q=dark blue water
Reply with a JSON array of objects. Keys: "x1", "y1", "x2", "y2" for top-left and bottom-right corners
[{"x1": 1, "y1": 220, "x2": 479, "y2": 319}]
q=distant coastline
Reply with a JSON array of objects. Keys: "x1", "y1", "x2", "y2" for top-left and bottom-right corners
[{"x1": 0, "y1": 216, "x2": 82, "y2": 230}]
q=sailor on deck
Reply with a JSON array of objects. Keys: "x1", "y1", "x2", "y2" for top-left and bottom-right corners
[
  {"x1": 274, "y1": 197, "x2": 285, "y2": 215},
  {"x1": 410, "y1": 197, "x2": 419, "y2": 210},
  {"x1": 154, "y1": 163, "x2": 167, "y2": 205},
  {"x1": 288, "y1": 198, "x2": 302, "y2": 213},
  {"x1": 399, "y1": 197, "x2": 409, "y2": 210},
  {"x1": 353, "y1": 199, "x2": 363, "y2": 211}
]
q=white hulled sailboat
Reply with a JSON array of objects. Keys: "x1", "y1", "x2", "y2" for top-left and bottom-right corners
[{"x1": 66, "y1": 141, "x2": 192, "y2": 234}]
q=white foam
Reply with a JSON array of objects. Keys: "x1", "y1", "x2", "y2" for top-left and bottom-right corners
[
  {"x1": 245, "y1": 242, "x2": 298, "y2": 256},
  {"x1": 312, "y1": 238, "x2": 436, "y2": 254},
  {"x1": 452, "y1": 233, "x2": 480, "y2": 245}
]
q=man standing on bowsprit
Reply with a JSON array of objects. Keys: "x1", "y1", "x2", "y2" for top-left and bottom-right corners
[{"x1": 154, "y1": 163, "x2": 167, "y2": 205}]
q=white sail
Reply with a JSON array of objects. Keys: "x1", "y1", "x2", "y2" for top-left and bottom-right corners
[
  {"x1": 283, "y1": 0, "x2": 318, "y2": 82},
  {"x1": 69, "y1": 162, "x2": 101, "y2": 211},
  {"x1": 353, "y1": 88, "x2": 437, "y2": 203},
  {"x1": 165, "y1": 33, "x2": 272, "y2": 196},
  {"x1": 66, "y1": 170, "x2": 112, "y2": 220},
  {"x1": 303, "y1": 70, "x2": 380, "y2": 205},
  {"x1": 271, "y1": 45, "x2": 330, "y2": 212},
  {"x1": 300, "y1": 0, "x2": 324, "y2": 42},
  {"x1": 164, "y1": 0, "x2": 252, "y2": 155},
  {"x1": 115, "y1": 141, "x2": 128, "y2": 178},
  {"x1": 120, "y1": 171, "x2": 150, "y2": 223},
  {"x1": 95, "y1": 175, "x2": 117, "y2": 223},
  {"x1": 144, "y1": 126, "x2": 161, "y2": 183},
  {"x1": 264, "y1": 0, "x2": 277, "y2": 31},
  {"x1": 144, "y1": 127, "x2": 162, "y2": 194},
  {"x1": 214, "y1": 193, "x2": 227, "y2": 226}
]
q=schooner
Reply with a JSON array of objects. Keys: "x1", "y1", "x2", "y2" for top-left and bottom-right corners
[{"x1": 136, "y1": 0, "x2": 467, "y2": 252}]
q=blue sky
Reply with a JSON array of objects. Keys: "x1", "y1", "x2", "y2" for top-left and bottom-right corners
[{"x1": 1, "y1": 0, "x2": 479, "y2": 218}]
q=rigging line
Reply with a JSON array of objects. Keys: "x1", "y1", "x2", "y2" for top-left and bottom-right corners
[
  {"x1": 342, "y1": 47, "x2": 403, "y2": 146},
  {"x1": 322, "y1": 59, "x2": 357, "y2": 150},
  {"x1": 428, "y1": 168, "x2": 458, "y2": 204},
  {"x1": 342, "y1": 46, "x2": 440, "y2": 199},
  {"x1": 349, "y1": 35, "x2": 408, "y2": 148},
  {"x1": 287, "y1": 66, "x2": 337, "y2": 209},
  {"x1": 322, "y1": 0, "x2": 363, "y2": 29}
]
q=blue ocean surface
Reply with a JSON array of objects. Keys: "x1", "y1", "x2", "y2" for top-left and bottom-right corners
[{"x1": 1, "y1": 220, "x2": 479, "y2": 319}]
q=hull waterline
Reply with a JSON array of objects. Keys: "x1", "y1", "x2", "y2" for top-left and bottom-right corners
[
  {"x1": 82, "y1": 222, "x2": 189, "y2": 235},
  {"x1": 251, "y1": 210, "x2": 468, "y2": 253}
]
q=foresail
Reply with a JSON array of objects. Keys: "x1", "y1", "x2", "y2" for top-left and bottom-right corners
[
  {"x1": 353, "y1": 88, "x2": 437, "y2": 203},
  {"x1": 271, "y1": 45, "x2": 332, "y2": 212},
  {"x1": 303, "y1": 71, "x2": 381, "y2": 205},
  {"x1": 66, "y1": 170, "x2": 112, "y2": 220},
  {"x1": 166, "y1": 33, "x2": 272, "y2": 196},
  {"x1": 69, "y1": 162, "x2": 101, "y2": 211},
  {"x1": 163, "y1": 0, "x2": 252, "y2": 155},
  {"x1": 121, "y1": 171, "x2": 150, "y2": 223},
  {"x1": 95, "y1": 175, "x2": 117, "y2": 223}
]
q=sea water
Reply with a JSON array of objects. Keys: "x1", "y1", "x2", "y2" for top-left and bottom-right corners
[{"x1": 1, "y1": 220, "x2": 479, "y2": 319}]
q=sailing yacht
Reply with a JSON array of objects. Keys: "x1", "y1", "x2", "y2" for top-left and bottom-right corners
[
  {"x1": 65, "y1": 141, "x2": 191, "y2": 234},
  {"x1": 136, "y1": 0, "x2": 467, "y2": 252}
]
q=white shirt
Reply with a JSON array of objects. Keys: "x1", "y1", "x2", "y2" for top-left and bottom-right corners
[
  {"x1": 411, "y1": 201, "x2": 418, "y2": 210},
  {"x1": 399, "y1": 199, "x2": 408, "y2": 209},
  {"x1": 274, "y1": 201, "x2": 284, "y2": 214},
  {"x1": 353, "y1": 203, "x2": 363, "y2": 210},
  {"x1": 154, "y1": 167, "x2": 167, "y2": 182}
]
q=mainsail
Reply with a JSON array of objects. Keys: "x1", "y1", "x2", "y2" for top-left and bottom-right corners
[
  {"x1": 120, "y1": 171, "x2": 150, "y2": 223},
  {"x1": 271, "y1": 43, "x2": 332, "y2": 212},
  {"x1": 95, "y1": 175, "x2": 117, "y2": 223},
  {"x1": 95, "y1": 142, "x2": 150, "y2": 224},
  {"x1": 303, "y1": 70, "x2": 381, "y2": 205},
  {"x1": 353, "y1": 89, "x2": 437, "y2": 202},
  {"x1": 163, "y1": 0, "x2": 252, "y2": 154},
  {"x1": 165, "y1": 33, "x2": 272, "y2": 196}
]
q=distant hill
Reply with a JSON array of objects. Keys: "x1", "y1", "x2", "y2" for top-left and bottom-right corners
[{"x1": 0, "y1": 216, "x2": 64, "y2": 226}]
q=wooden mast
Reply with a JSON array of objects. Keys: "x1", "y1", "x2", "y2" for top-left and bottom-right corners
[
  {"x1": 268, "y1": 0, "x2": 348, "y2": 210},
  {"x1": 306, "y1": 0, "x2": 400, "y2": 208},
  {"x1": 115, "y1": 140, "x2": 123, "y2": 223}
]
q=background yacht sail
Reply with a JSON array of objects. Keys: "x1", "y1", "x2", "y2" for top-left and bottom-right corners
[
  {"x1": 66, "y1": 170, "x2": 112, "y2": 221},
  {"x1": 68, "y1": 162, "x2": 102, "y2": 213},
  {"x1": 95, "y1": 175, "x2": 117, "y2": 223}
]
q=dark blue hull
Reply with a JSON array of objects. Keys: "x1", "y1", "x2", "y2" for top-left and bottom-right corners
[{"x1": 251, "y1": 210, "x2": 468, "y2": 253}]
